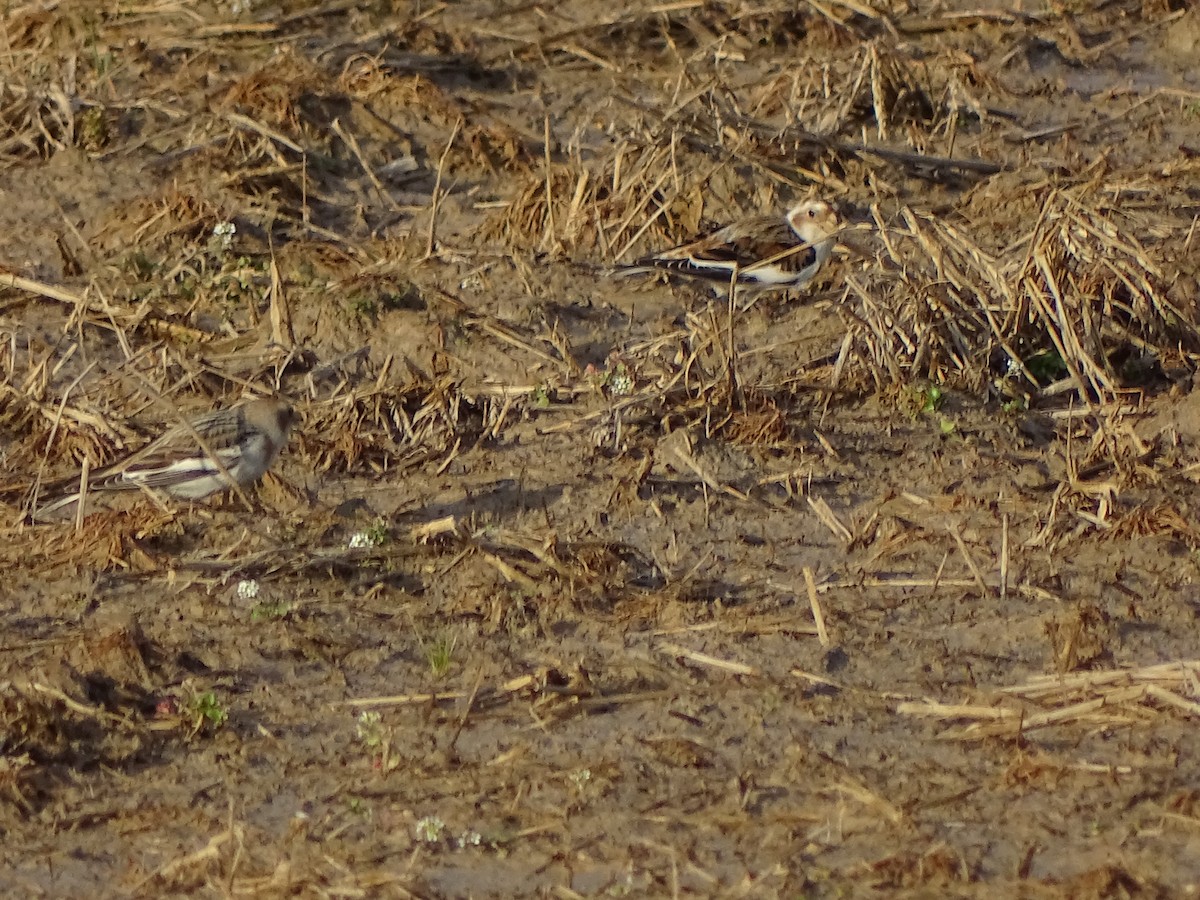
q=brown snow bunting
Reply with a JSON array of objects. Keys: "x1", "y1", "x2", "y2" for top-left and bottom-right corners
[
  {"x1": 33, "y1": 397, "x2": 296, "y2": 519},
  {"x1": 615, "y1": 199, "x2": 841, "y2": 303}
]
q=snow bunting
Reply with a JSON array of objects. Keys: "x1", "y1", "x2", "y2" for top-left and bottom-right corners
[
  {"x1": 616, "y1": 199, "x2": 841, "y2": 299},
  {"x1": 34, "y1": 397, "x2": 296, "y2": 518}
]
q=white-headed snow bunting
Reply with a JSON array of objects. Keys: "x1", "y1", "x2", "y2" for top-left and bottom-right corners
[
  {"x1": 615, "y1": 199, "x2": 841, "y2": 301},
  {"x1": 34, "y1": 397, "x2": 296, "y2": 519}
]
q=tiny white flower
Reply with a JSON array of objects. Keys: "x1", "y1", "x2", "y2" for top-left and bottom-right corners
[
  {"x1": 355, "y1": 711, "x2": 384, "y2": 748},
  {"x1": 415, "y1": 816, "x2": 445, "y2": 843},
  {"x1": 212, "y1": 221, "x2": 237, "y2": 251},
  {"x1": 607, "y1": 372, "x2": 633, "y2": 396},
  {"x1": 348, "y1": 524, "x2": 388, "y2": 548},
  {"x1": 356, "y1": 711, "x2": 380, "y2": 733},
  {"x1": 457, "y1": 830, "x2": 482, "y2": 848},
  {"x1": 236, "y1": 579, "x2": 260, "y2": 600}
]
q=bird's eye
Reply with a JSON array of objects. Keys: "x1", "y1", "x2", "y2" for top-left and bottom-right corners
[{"x1": 807, "y1": 208, "x2": 817, "y2": 218}]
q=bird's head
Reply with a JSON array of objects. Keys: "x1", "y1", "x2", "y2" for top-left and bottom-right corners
[{"x1": 786, "y1": 200, "x2": 841, "y2": 246}]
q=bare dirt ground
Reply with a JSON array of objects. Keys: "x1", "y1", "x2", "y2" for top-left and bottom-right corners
[{"x1": 2, "y1": 0, "x2": 1200, "y2": 896}]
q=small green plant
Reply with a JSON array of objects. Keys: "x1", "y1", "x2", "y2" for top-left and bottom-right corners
[
  {"x1": 293, "y1": 260, "x2": 318, "y2": 283},
  {"x1": 347, "y1": 796, "x2": 371, "y2": 818},
  {"x1": 456, "y1": 830, "x2": 483, "y2": 848},
  {"x1": 602, "y1": 363, "x2": 634, "y2": 396},
  {"x1": 84, "y1": 21, "x2": 114, "y2": 76},
  {"x1": 355, "y1": 711, "x2": 385, "y2": 751},
  {"x1": 365, "y1": 519, "x2": 390, "y2": 545},
  {"x1": 354, "y1": 710, "x2": 397, "y2": 771},
  {"x1": 415, "y1": 815, "x2": 446, "y2": 843},
  {"x1": 78, "y1": 106, "x2": 109, "y2": 151},
  {"x1": 898, "y1": 383, "x2": 945, "y2": 419},
  {"x1": 213, "y1": 257, "x2": 263, "y2": 308},
  {"x1": 1025, "y1": 349, "x2": 1068, "y2": 384},
  {"x1": 347, "y1": 293, "x2": 380, "y2": 321},
  {"x1": 916, "y1": 384, "x2": 944, "y2": 414},
  {"x1": 426, "y1": 631, "x2": 457, "y2": 678},
  {"x1": 348, "y1": 519, "x2": 390, "y2": 549},
  {"x1": 207, "y1": 222, "x2": 237, "y2": 257},
  {"x1": 250, "y1": 599, "x2": 292, "y2": 622},
  {"x1": 529, "y1": 385, "x2": 551, "y2": 408},
  {"x1": 185, "y1": 690, "x2": 228, "y2": 734},
  {"x1": 586, "y1": 355, "x2": 635, "y2": 397}
]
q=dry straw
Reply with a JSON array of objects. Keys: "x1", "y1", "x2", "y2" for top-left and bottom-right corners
[{"x1": 898, "y1": 660, "x2": 1200, "y2": 740}]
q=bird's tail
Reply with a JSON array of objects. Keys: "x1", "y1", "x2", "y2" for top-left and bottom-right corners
[
  {"x1": 607, "y1": 264, "x2": 659, "y2": 278},
  {"x1": 566, "y1": 260, "x2": 655, "y2": 279}
]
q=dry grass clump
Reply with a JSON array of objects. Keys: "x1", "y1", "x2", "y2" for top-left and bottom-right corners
[
  {"x1": 1014, "y1": 190, "x2": 1200, "y2": 386},
  {"x1": 0, "y1": 329, "x2": 204, "y2": 482},
  {"x1": 0, "y1": 4, "x2": 157, "y2": 164},
  {"x1": 865, "y1": 844, "x2": 969, "y2": 890},
  {"x1": 302, "y1": 375, "x2": 487, "y2": 476},
  {"x1": 482, "y1": 140, "x2": 713, "y2": 255},
  {"x1": 723, "y1": 393, "x2": 788, "y2": 446},
  {"x1": 463, "y1": 527, "x2": 664, "y2": 611},
  {"x1": 1106, "y1": 502, "x2": 1200, "y2": 546},
  {"x1": 524, "y1": 1, "x2": 859, "y2": 69},
  {"x1": 0, "y1": 679, "x2": 153, "y2": 813},
  {"x1": 0, "y1": 75, "x2": 79, "y2": 162},
  {"x1": 0, "y1": 388, "x2": 129, "y2": 482},
  {"x1": 844, "y1": 184, "x2": 1198, "y2": 406},
  {"x1": 88, "y1": 190, "x2": 230, "y2": 271},
  {"x1": 899, "y1": 659, "x2": 1200, "y2": 741},
  {"x1": 218, "y1": 51, "x2": 339, "y2": 137},
  {"x1": 482, "y1": 25, "x2": 1012, "y2": 263}
]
